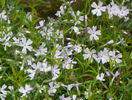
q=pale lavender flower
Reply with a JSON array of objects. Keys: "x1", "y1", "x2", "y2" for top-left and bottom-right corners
[
  {"x1": 72, "y1": 26, "x2": 80, "y2": 35},
  {"x1": 84, "y1": 89, "x2": 92, "y2": 99},
  {"x1": 88, "y1": 26, "x2": 101, "y2": 41},
  {"x1": 0, "y1": 84, "x2": 7, "y2": 100},
  {"x1": 18, "y1": 85, "x2": 33, "y2": 97},
  {"x1": 48, "y1": 82, "x2": 60, "y2": 96},
  {"x1": 96, "y1": 48, "x2": 109, "y2": 64},
  {"x1": 74, "y1": 44, "x2": 82, "y2": 53},
  {"x1": 0, "y1": 10, "x2": 7, "y2": 21},
  {"x1": 35, "y1": 43, "x2": 47, "y2": 56},
  {"x1": 59, "y1": 94, "x2": 71, "y2": 100},
  {"x1": 118, "y1": 6, "x2": 129, "y2": 18},
  {"x1": 83, "y1": 48, "x2": 96, "y2": 62},
  {"x1": 109, "y1": 50, "x2": 122, "y2": 64},
  {"x1": 19, "y1": 37, "x2": 33, "y2": 54},
  {"x1": 91, "y1": 1, "x2": 106, "y2": 16},
  {"x1": 51, "y1": 65, "x2": 60, "y2": 80},
  {"x1": 62, "y1": 57, "x2": 77, "y2": 69},
  {"x1": 96, "y1": 73, "x2": 105, "y2": 81}
]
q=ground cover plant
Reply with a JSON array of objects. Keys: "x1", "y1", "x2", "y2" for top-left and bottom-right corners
[{"x1": 0, "y1": 0, "x2": 132, "y2": 100}]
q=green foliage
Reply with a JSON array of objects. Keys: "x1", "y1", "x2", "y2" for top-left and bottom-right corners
[{"x1": 0, "y1": 0, "x2": 131, "y2": 100}]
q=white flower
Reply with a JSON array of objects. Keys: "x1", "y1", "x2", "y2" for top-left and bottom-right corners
[
  {"x1": 48, "y1": 82, "x2": 60, "y2": 96},
  {"x1": 107, "y1": 2, "x2": 120, "y2": 18},
  {"x1": 64, "y1": 84, "x2": 74, "y2": 91},
  {"x1": 62, "y1": 57, "x2": 77, "y2": 69},
  {"x1": 88, "y1": 26, "x2": 101, "y2": 41},
  {"x1": 0, "y1": 10, "x2": 7, "y2": 21},
  {"x1": 91, "y1": 1, "x2": 106, "y2": 16},
  {"x1": 26, "y1": 12, "x2": 32, "y2": 21},
  {"x1": 72, "y1": 26, "x2": 80, "y2": 34},
  {"x1": 83, "y1": 48, "x2": 96, "y2": 62},
  {"x1": 96, "y1": 48, "x2": 109, "y2": 64},
  {"x1": 124, "y1": 17, "x2": 129, "y2": 22},
  {"x1": 107, "y1": 1, "x2": 129, "y2": 19},
  {"x1": 118, "y1": 6, "x2": 129, "y2": 18},
  {"x1": 62, "y1": 43, "x2": 73, "y2": 58},
  {"x1": 18, "y1": 84, "x2": 33, "y2": 97},
  {"x1": 0, "y1": 66, "x2": 2, "y2": 71},
  {"x1": 96, "y1": 73, "x2": 105, "y2": 81},
  {"x1": 35, "y1": 43, "x2": 47, "y2": 56},
  {"x1": 54, "y1": 50, "x2": 62, "y2": 59},
  {"x1": 0, "y1": 84, "x2": 7, "y2": 100},
  {"x1": 109, "y1": 50, "x2": 122, "y2": 64},
  {"x1": 59, "y1": 94, "x2": 71, "y2": 100},
  {"x1": 74, "y1": 44, "x2": 82, "y2": 53},
  {"x1": 35, "y1": 20, "x2": 45, "y2": 29},
  {"x1": 51, "y1": 65, "x2": 60, "y2": 80},
  {"x1": 54, "y1": 44, "x2": 63, "y2": 58},
  {"x1": 72, "y1": 95, "x2": 77, "y2": 100},
  {"x1": 56, "y1": 30, "x2": 64, "y2": 39},
  {"x1": 8, "y1": 86, "x2": 14, "y2": 91},
  {"x1": 40, "y1": 59, "x2": 51, "y2": 72},
  {"x1": 101, "y1": 40, "x2": 114, "y2": 47},
  {"x1": 110, "y1": 71, "x2": 120, "y2": 86},
  {"x1": 13, "y1": 37, "x2": 20, "y2": 44},
  {"x1": 56, "y1": 5, "x2": 66, "y2": 17},
  {"x1": 26, "y1": 68, "x2": 36, "y2": 80},
  {"x1": 84, "y1": 89, "x2": 92, "y2": 99},
  {"x1": 122, "y1": 30, "x2": 128, "y2": 34},
  {"x1": 1, "y1": 36, "x2": 11, "y2": 51},
  {"x1": 113, "y1": 71, "x2": 120, "y2": 78},
  {"x1": 64, "y1": 83, "x2": 81, "y2": 92},
  {"x1": 26, "y1": 62, "x2": 40, "y2": 80},
  {"x1": 19, "y1": 37, "x2": 33, "y2": 54}
]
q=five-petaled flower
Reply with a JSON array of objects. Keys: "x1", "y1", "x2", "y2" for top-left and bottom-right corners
[
  {"x1": 19, "y1": 37, "x2": 33, "y2": 54},
  {"x1": 18, "y1": 84, "x2": 33, "y2": 97},
  {"x1": 91, "y1": 1, "x2": 106, "y2": 16},
  {"x1": 87, "y1": 26, "x2": 101, "y2": 41}
]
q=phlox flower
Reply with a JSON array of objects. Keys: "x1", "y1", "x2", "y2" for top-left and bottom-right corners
[
  {"x1": 56, "y1": 5, "x2": 66, "y2": 17},
  {"x1": 109, "y1": 50, "x2": 122, "y2": 64},
  {"x1": 72, "y1": 26, "x2": 80, "y2": 35},
  {"x1": 59, "y1": 94, "x2": 71, "y2": 100},
  {"x1": 62, "y1": 57, "x2": 77, "y2": 69},
  {"x1": 83, "y1": 48, "x2": 97, "y2": 62},
  {"x1": 0, "y1": 10, "x2": 7, "y2": 21},
  {"x1": 107, "y1": 2, "x2": 120, "y2": 18},
  {"x1": 91, "y1": 1, "x2": 106, "y2": 16},
  {"x1": 19, "y1": 37, "x2": 33, "y2": 54},
  {"x1": 96, "y1": 73, "x2": 105, "y2": 81},
  {"x1": 96, "y1": 48, "x2": 109, "y2": 64},
  {"x1": 2, "y1": 36, "x2": 11, "y2": 51},
  {"x1": 12, "y1": 37, "x2": 20, "y2": 44},
  {"x1": 0, "y1": 84, "x2": 7, "y2": 100},
  {"x1": 39, "y1": 60, "x2": 51, "y2": 72},
  {"x1": 35, "y1": 20, "x2": 45, "y2": 29},
  {"x1": 87, "y1": 26, "x2": 101, "y2": 41},
  {"x1": 84, "y1": 89, "x2": 92, "y2": 99},
  {"x1": 51, "y1": 65, "x2": 60, "y2": 80},
  {"x1": 118, "y1": 6, "x2": 129, "y2": 18},
  {"x1": 110, "y1": 71, "x2": 120, "y2": 86},
  {"x1": 48, "y1": 82, "x2": 60, "y2": 96},
  {"x1": 18, "y1": 85, "x2": 33, "y2": 97},
  {"x1": 107, "y1": 1, "x2": 129, "y2": 19},
  {"x1": 35, "y1": 43, "x2": 47, "y2": 56},
  {"x1": 26, "y1": 62, "x2": 40, "y2": 80},
  {"x1": 74, "y1": 44, "x2": 82, "y2": 53}
]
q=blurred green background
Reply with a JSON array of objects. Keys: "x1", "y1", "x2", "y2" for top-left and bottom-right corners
[{"x1": 0, "y1": 0, "x2": 83, "y2": 18}]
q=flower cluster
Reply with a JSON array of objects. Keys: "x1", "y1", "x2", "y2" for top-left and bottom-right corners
[{"x1": 0, "y1": 0, "x2": 131, "y2": 99}]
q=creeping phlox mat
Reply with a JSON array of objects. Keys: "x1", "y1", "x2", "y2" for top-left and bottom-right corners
[{"x1": 0, "y1": 0, "x2": 131, "y2": 100}]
